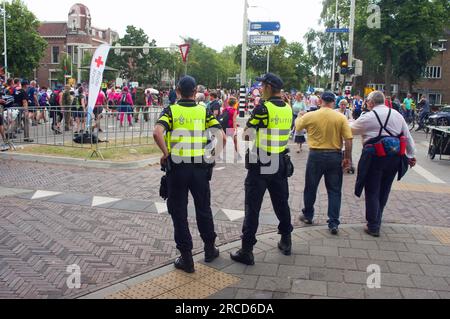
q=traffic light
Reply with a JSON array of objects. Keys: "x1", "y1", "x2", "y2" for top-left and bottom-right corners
[{"x1": 340, "y1": 53, "x2": 349, "y2": 75}]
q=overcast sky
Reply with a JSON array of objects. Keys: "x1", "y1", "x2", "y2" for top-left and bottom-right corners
[{"x1": 23, "y1": 0, "x2": 324, "y2": 51}]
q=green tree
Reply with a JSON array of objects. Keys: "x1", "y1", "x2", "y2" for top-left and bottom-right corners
[
  {"x1": 108, "y1": 25, "x2": 157, "y2": 85},
  {"x1": 235, "y1": 38, "x2": 313, "y2": 90},
  {"x1": 0, "y1": 0, "x2": 47, "y2": 78},
  {"x1": 359, "y1": 0, "x2": 449, "y2": 95},
  {"x1": 317, "y1": 0, "x2": 450, "y2": 95},
  {"x1": 56, "y1": 55, "x2": 73, "y2": 85}
]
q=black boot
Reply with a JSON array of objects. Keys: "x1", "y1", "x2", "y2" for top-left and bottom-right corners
[
  {"x1": 204, "y1": 243, "x2": 220, "y2": 263},
  {"x1": 174, "y1": 251, "x2": 195, "y2": 273},
  {"x1": 278, "y1": 234, "x2": 292, "y2": 256},
  {"x1": 230, "y1": 243, "x2": 255, "y2": 266}
]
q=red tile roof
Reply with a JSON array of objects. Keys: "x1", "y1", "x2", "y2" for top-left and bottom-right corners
[{"x1": 38, "y1": 22, "x2": 67, "y2": 37}]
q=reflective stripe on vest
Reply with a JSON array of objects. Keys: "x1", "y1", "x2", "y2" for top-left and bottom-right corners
[
  {"x1": 169, "y1": 104, "x2": 207, "y2": 158},
  {"x1": 256, "y1": 101, "x2": 293, "y2": 154}
]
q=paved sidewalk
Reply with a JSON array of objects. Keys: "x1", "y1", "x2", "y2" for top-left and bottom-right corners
[{"x1": 84, "y1": 224, "x2": 450, "y2": 300}]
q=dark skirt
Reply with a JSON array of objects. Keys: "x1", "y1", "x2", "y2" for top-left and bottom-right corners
[{"x1": 295, "y1": 135, "x2": 306, "y2": 144}]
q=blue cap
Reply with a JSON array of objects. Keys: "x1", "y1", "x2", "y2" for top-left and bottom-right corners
[
  {"x1": 321, "y1": 91, "x2": 336, "y2": 103},
  {"x1": 256, "y1": 73, "x2": 284, "y2": 90},
  {"x1": 177, "y1": 76, "x2": 197, "y2": 94},
  {"x1": 21, "y1": 79, "x2": 29, "y2": 86}
]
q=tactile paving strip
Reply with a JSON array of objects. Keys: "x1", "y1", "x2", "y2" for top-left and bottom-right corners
[
  {"x1": 106, "y1": 264, "x2": 241, "y2": 299},
  {"x1": 170, "y1": 281, "x2": 218, "y2": 299},
  {"x1": 430, "y1": 228, "x2": 450, "y2": 245},
  {"x1": 117, "y1": 283, "x2": 167, "y2": 299},
  {"x1": 152, "y1": 272, "x2": 194, "y2": 290}
]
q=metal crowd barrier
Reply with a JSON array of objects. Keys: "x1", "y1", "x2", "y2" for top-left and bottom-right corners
[{"x1": 1, "y1": 105, "x2": 162, "y2": 157}]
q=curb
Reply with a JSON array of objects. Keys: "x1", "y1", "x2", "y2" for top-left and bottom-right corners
[{"x1": 0, "y1": 152, "x2": 160, "y2": 170}]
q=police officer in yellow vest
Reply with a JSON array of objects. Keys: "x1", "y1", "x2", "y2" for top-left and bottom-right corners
[
  {"x1": 153, "y1": 76, "x2": 226, "y2": 273},
  {"x1": 231, "y1": 73, "x2": 294, "y2": 266}
]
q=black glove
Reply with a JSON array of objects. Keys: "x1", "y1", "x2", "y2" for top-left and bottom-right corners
[{"x1": 284, "y1": 154, "x2": 295, "y2": 178}]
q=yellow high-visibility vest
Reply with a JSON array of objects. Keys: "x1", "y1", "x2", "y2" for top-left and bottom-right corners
[
  {"x1": 168, "y1": 104, "x2": 207, "y2": 158},
  {"x1": 256, "y1": 101, "x2": 292, "y2": 154}
]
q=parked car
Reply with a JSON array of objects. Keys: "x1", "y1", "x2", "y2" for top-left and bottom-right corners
[{"x1": 429, "y1": 106, "x2": 450, "y2": 126}]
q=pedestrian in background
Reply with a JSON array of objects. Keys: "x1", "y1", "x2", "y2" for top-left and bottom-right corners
[
  {"x1": 292, "y1": 93, "x2": 306, "y2": 135},
  {"x1": 119, "y1": 87, "x2": 134, "y2": 128},
  {"x1": 336, "y1": 99, "x2": 352, "y2": 120},
  {"x1": 353, "y1": 94, "x2": 363, "y2": 120}
]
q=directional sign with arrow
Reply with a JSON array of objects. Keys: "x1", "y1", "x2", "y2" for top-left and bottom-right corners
[
  {"x1": 326, "y1": 28, "x2": 350, "y2": 33},
  {"x1": 249, "y1": 35, "x2": 281, "y2": 46},
  {"x1": 250, "y1": 21, "x2": 281, "y2": 32}
]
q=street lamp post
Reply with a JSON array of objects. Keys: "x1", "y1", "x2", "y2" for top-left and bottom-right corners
[
  {"x1": 239, "y1": 0, "x2": 249, "y2": 118},
  {"x1": 347, "y1": 0, "x2": 356, "y2": 84},
  {"x1": 2, "y1": 1, "x2": 8, "y2": 78},
  {"x1": 331, "y1": 0, "x2": 339, "y2": 93}
]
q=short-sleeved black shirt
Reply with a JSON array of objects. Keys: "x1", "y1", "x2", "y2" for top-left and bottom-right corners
[{"x1": 14, "y1": 89, "x2": 28, "y2": 107}]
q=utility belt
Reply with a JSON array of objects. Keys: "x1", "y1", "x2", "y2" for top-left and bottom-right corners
[
  {"x1": 245, "y1": 148, "x2": 294, "y2": 178},
  {"x1": 364, "y1": 136, "x2": 407, "y2": 158},
  {"x1": 159, "y1": 156, "x2": 215, "y2": 201}
]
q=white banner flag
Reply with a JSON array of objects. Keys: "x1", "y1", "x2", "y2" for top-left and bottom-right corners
[{"x1": 87, "y1": 44, "x2": 111, "y2": 127}]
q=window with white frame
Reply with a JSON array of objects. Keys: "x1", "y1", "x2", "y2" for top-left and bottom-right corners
[
  {"x1": 367, "y1": 83, "x2": 398, "y2": 93},
  {"x1": 428, "y1": 93, "x2": 442, "y2": 106},
  {"x1": 424, "y1": 66, "x2": 442, "y2": 79},
  {"x1": 431, "y1": 40, "x2": 447, "y2": 52}
]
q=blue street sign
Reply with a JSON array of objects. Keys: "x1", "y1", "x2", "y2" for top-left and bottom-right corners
[
  {"x1": 326, "y1": 28, "x2": 350, "y2": 33},
  {"x1": 249, "y1": 35, "x2": 281, "y2": 46},
  {"x1": 250, "y1": 21, "x2": 281, "y2": 32}
]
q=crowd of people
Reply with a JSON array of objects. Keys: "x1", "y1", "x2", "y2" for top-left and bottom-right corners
[
  {"x1": 0, "y1": 78, "x2": 178, "y2": 149},
  {"x1": 0, "y1": 73, "x2": 432, "y2": 153}
]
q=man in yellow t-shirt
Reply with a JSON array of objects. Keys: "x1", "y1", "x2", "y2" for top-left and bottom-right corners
[{"x1": 295, "y1": 92, "x2": 353, "y2": 235}]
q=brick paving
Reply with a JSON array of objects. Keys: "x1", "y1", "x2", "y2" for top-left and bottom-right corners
[
  {"x1": 1, "y1": 152, "x2": 450, "y2": 227},
  {"x1": 0, "y1": 197, "x2": 275, "y2": 298}
]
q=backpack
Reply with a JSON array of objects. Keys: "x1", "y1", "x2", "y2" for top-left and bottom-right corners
[
  {"x1": 218, "y1": 108, "x2": 231, "y2": 130},
  {"x1": 72, "y1": 95, "x2": 82, "y2": 109},
  {"x1": 121, "y1": 94, "x2": 129, "y2": 105},
  {"x1": 39, "y1": 92, "x2": 48, "y2": 106},
  {"x1": 73, "y1": 132, "x2": 102, "y2": 144},
  {"x1": 49, "y1": 92, "x2": 59, "y2": 106}
]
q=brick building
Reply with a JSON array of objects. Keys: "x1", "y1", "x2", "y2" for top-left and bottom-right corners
[
  {"x1": 355, "y1": 30, "x2": 450, "y2": 106},
  {"x1": 36, "y1": 3, "x2": 119, "y2": 89}
]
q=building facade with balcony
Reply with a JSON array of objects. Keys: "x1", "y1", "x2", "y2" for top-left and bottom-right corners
[{"x1": 36, "y1": 3, "x2": 119, "y2": 89}]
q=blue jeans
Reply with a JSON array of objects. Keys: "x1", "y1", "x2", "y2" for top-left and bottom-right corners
[{"x1": 303, "y1": 151, "x2": 343, "y2": 228}]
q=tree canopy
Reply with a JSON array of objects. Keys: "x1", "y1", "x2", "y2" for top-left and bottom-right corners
[
  {"x1": 307, "y1": 0, "x2": 450, "y2": 95},
  {"x1": 0, "y1": 0, "x2": 47, "y2": 78}
]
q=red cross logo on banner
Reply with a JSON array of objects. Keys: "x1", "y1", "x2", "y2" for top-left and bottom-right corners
[
  {"x1": 179, "y1": 44, "x2": 190, "y2": 63},
  {"x1": 95, "y1": 56, "x2": 104, "y2": 68}
]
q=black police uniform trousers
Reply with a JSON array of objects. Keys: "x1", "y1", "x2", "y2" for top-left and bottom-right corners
[
  {"x1": 242, "y1": 156, "x2": 293, "y2": 247},
  {"x1": 364, "y1": 156, "x2": 401, "y2": 233},
  {"x1": 167, "y1": 163, "x2": 217, "y2": 253}
]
